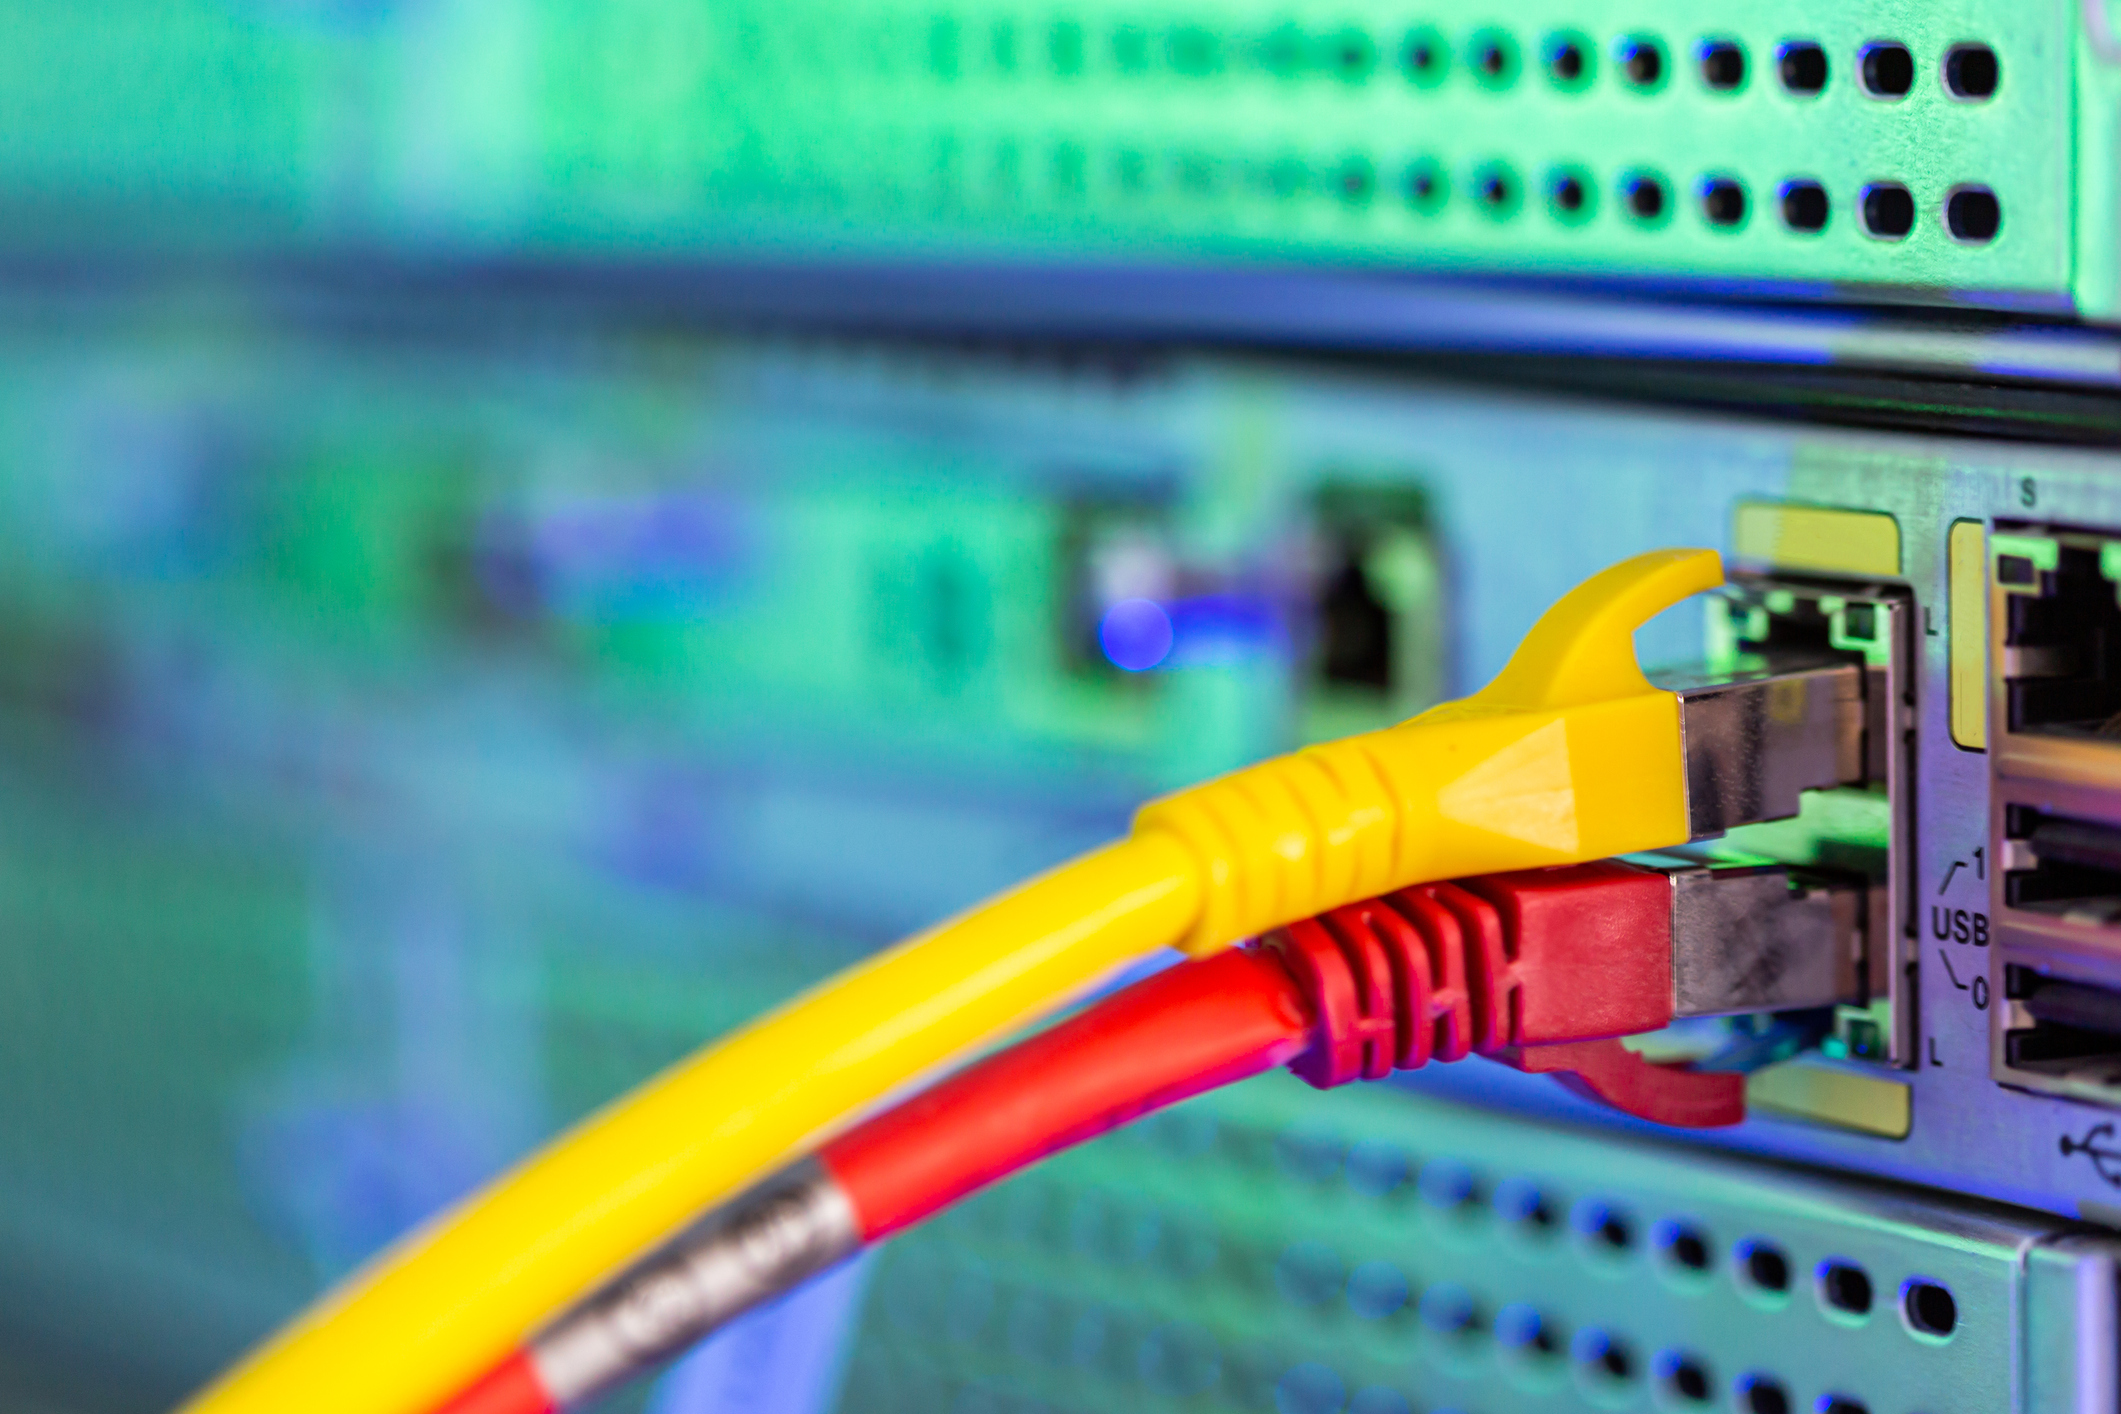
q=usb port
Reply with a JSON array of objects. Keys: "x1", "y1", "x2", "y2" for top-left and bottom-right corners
[
  {"x1": 2003, "y1": 806, "x2": 2121, "y2": 926},
  {"x1": 2003, "y1": 965, "x2": 2121, "y2": 1094}
]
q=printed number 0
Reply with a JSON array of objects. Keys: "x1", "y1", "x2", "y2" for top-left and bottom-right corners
[{"x1": 1972, "y1": 975, "x2": 1990, "y2": 1010}]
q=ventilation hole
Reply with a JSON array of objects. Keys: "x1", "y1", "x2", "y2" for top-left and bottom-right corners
[
  {"x1": 1345, "y1": 1140, "x2": 1413, "y2": 1198},
  {"x1": 1257, "y1": 25, "x2": 1306, "y2": 78},
  {"x1": 1347, "y1": 1260, "x2": 1410, "y2": 1320},
  {"x1": 1274, "y1": 1240, "x2": 1346, "y2": 1309},
  {"x1": 1572, "y1": 1328, "x2": 1635, "y2": 1386},
  {"x1": 1623, "y1": 173, "x2": 1669, "y2": 223},
  {"x1": 1658, "y1": 1222, "x2": 1714, "y2": 1272},
  {"x1": 1546, "y1": 33, "x2": 1592, "y2": 89},
  {"x1": 1417, "y1": 1282, "x2": 1481, "y2": 1337},
  {"x1": 1274, "y1": 1130, "x2": 1344, "y2": 1183},
  {"x1": 1495, "y1": 1302, "x2": 1559, "y2": 1357},
  {"x1": 1699, "y1": 40, "x2": 1746, "y2": 90},
  {"x1": 1945, "y1": 43, "x2": 1999, "y2": 99},
  {"x1": 1780, "y1": 180, "x2": 1830, "y2": 232},
  {"x1": 1548, "y1": 168, "x2": 1594, "y2": 223},
  {"x1": 1404, "y1": 157, "x2": 1448, "y2": 214},
  {"x1": 1419, "y1": 1159, "x2": 1484, "y2": 1214},
  {"x1": 1946, "y1": 186, "x2": 2001, "y2": 243},
  {"x1": 1658, "y1": 1353, "x2": 1713, "y2": 1405},
  {"x1": 1325, "y1": 28, "x2": 1376, "y2": 81},
  {"x1": 1820, "y1": 1399, "x2": 1870, "y2": 1414},
  {"x1": 1779, "y1": 41, "x2": 1828, "y2": 92},
  {"x1": 1264, "y1": 155, "x2": 1310, "y2": 200},
  {"x1": 1819, "y1": 1260, "x2": 1875, "y2": 1316},
  {"x1": 1737, "y1": 1239, "x2": 1791, "y2": 1295},
  {"x1": 1471, "y1": 162, "x2": 1521, "y2": 219},
  {"x1": 1496, "y1": 1179, "x2": 1558, "y2": 1237},
  {"x1": 1862, "y1": 42, "x2": 1915, "y2": 97},
  {"x1": 1903, "y1": 1280, "x2": 1958, "y2": 1337},
  {"x1": 1402, "y1": 26, "x2": 1448, "y2": 86},
  {"x1": 1469, "y1": 28, "x2": 1519, "y2": 88},
  {"x1": 1700, "y1": 178, "x2": 1747, "y2": 229},
  {"x1": 1333, "y1": 157, "x2": 1375, "y2": 204},
  {"x1": 1737, "y1": 1374, "x2": 1792, "y2": 1414},
  {"x1": 1575, "y1": 1198, "x2": 1636, "y2": 1252},
  {"x1": 1862, "y1": 183, "x2": 1915, "y2": 239},
  {"x1": 1620, "y1": 35, "x2": 1666, "y2": 89}
]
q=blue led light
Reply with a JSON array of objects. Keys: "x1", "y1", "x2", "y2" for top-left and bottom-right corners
[{"x1": 1099, "y1": 597, "x2": 1174, "y2": 671}]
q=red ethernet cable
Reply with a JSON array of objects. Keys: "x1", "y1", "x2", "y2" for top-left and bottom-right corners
[{"x1": 434, "y1": 860, "x2": 1762, "y2": 1414}]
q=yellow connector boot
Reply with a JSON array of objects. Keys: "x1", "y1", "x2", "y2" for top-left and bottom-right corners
[{"x1": 181, "y1": 546, "x2": 1720, "y2": 1414}]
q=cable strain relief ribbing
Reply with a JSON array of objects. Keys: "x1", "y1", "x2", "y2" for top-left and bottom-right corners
[
  {"x1": 1259, "y1": 883, "x2": 1519, "y2": 1090},
  {"x1": 1133, "y1": 736, "x2": 1400, "y2": 954}
]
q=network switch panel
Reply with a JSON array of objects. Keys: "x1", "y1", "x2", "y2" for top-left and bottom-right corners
[
  {"x1": 7, "y1": 2, "x2": 2121, "y2": 318},
  {"x1": 5, "y1": 310, "x2": 2121, "y2": 1407}
]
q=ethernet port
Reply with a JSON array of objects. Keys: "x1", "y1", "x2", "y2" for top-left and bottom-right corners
[
  {"x1": 1668, "y1": 571, "x2": 1913, "y2": 1066},
  {"x1": 2002, "y1": 807, "x2": 2121, "y2": 924},
  {"x1": 1993, "y1": 527, "x2": 2121, "y2": 747},
  {"x1": 1295, "y1": 483, "x2": 1444, "y2": 743},
  {"x1": 2002, "y1": 964, "x2": 2121, "y2": 1094}
]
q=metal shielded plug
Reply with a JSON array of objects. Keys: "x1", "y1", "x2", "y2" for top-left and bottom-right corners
[
  {"x1": 1651, "y1": 573, "x2": 1914, "y2": 1065},
  {"x1": 1643, "y1": 851, "x2": 1870, "y2": 1022}
]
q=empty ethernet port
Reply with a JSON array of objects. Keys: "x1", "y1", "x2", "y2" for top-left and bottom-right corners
[
  {"x1": 1861, "y1": 182, "x2": 1915, "y2": 239},
  {"x1": 1996, "y1": 530, "x2": 2121, "y2": 739},
  {"x1": 2004, "y1": 964, "x2": 2121, "y2": 1089},
  {"x1": 1947, "y1": 186, "x2": 2001, "y2": 243},
  {"x1": 1624, "y1": 171, "x2": 1671, "y2": 223},
  {"x1": 1945, "y1": 43, "x2": 1999, "y2": 99},
  {"x1": 1902, "y1": 1279, "x2": 1958, "y2": 1339},
  {"x1": 1817, "y1": 1260, "x2": 1874, "y2": 1320},
  {"x1": 1737, "y1": 1374, "x2": 1793, "y2": 1414},
  {"x1": 1699, "y1": 39, "x2": 1746, "y2": 91},
  {"x1": 1619, "y1": 35, "x2": 1667, "y2": 89},
  {"x1": 1781, "y1": 180, "x2": 1830, "y2": 232},
  {"x1": 1861, "y1": 41, "x2": 1915, "y2": 97},
  {"x1": 1300, "y1": 486, "x2": 1442, "y2": 741},
  {"x1": 1778, "y1": 41, "x2": 1828, "y2": 93},
  {"x1": 1700, "y1": 177, "x2": 1747, "y2": 228}
]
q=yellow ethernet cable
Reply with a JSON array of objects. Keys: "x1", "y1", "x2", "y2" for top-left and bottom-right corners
[{"x1": 180, "y1": 546, "x2": 1720, "y2": 1414}]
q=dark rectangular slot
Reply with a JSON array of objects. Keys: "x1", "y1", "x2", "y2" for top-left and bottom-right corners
[
  {"x1": 2003, "y1": 808, "x2": 2121, "y2": 919},
  {"x1": 2006, "y1": 965, "x2": 2121, "y2": 1072},
  {"x1": 2004, "y1": 540, "x2": 2121, "y2": 738}
]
